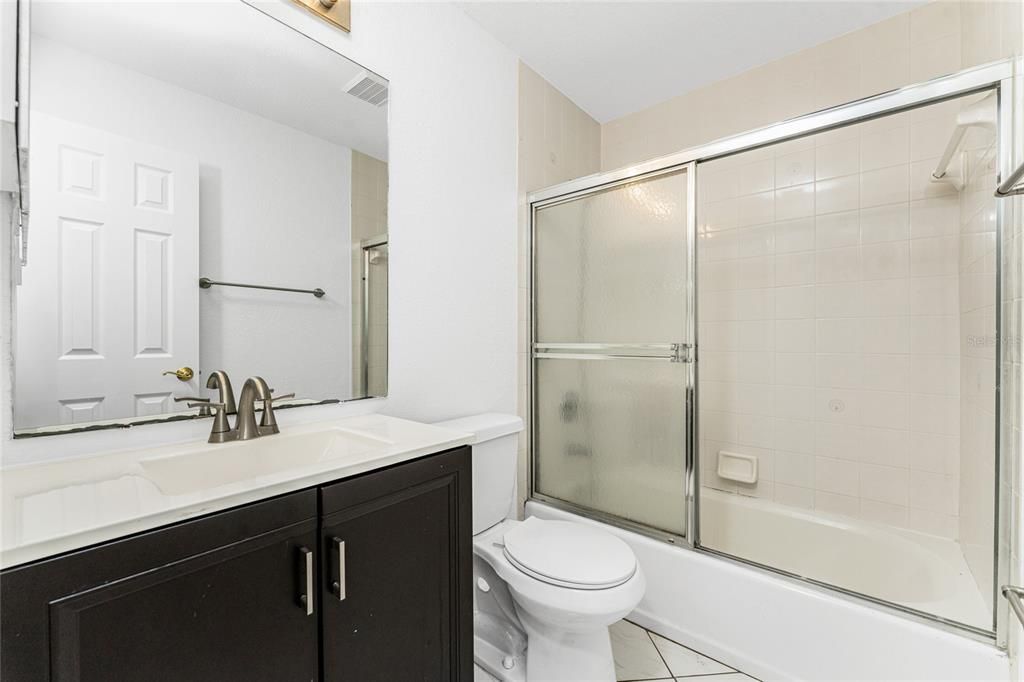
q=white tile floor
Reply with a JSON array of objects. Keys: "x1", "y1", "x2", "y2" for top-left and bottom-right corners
[{"x1": 473, "y1": 619, "x2": 758, "y2": 682}]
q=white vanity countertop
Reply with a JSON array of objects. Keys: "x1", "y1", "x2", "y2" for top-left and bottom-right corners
[{"x1": 0, "y1": 415, "x2": 472, "y2": 570}]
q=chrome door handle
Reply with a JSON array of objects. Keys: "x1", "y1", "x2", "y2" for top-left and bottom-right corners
[
  {"x1": 331, "y1": 537, "x2": 346, "y2": 601},
  {"x1": 298, "y1": 546, "x2": 314, "y2": 616}
]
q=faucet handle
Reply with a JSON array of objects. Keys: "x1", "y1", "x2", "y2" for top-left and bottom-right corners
[
  {"x1": 258, "y1": 392, "x2": 294, "y2": 435},
  {"x1": 176, "y1": 396, "x2": 211, "y2": 416},
  {"x1": 189, "y1": 402, "x2": 235, "y2": 443}
]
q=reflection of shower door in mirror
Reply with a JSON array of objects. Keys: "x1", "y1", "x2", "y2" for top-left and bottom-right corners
[
  {"x1": 532, "y1": 167, "x2": 693, "y2": 538},
  {"x1": 361, "y1": 238, "x2": 388, "y2": 397},
  {"x1": 15, "y1": 113, "x2": 200, "y2": 429}
]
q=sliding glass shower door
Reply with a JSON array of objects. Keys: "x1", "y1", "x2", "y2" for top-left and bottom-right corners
[
  {"x1": 694, "y1": 90, "x2": 1001, "y2": 633},
  {"x1": 531, "y1": 167, "x2": 693, "y2": 538},
  {"x1": 529, "y1": 62, "x2": 1012, "y2": 640}
]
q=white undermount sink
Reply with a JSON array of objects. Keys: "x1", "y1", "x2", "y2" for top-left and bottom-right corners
[{"x1": 139, "y1": 427, "x2": 394, "y2": 496}]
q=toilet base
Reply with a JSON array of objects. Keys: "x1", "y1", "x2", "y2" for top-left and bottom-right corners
[
  {"x1": 475, "y1": 633, "x2": 527, "y2": 682},
  {"x1": 517, "y1": 609, "x2": 616, "y2": 682}
]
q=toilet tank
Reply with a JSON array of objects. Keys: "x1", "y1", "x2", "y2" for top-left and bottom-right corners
[{"x1": 432, "y1": 413, "x2": 524, "y2": 534}]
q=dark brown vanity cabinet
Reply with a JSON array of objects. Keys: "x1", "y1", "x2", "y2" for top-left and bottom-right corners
[
  {"x1": 319, "y1": 447, "x2": 473, "y2": 682},
  {"x1": 0, "y1": 446, "x2": 472, "y2": 681}
]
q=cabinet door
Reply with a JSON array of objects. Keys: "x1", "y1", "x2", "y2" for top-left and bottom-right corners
[
  {"x1": 2, "y1": 491, "x2": 319, "y2": 681},
  {"x1": 319, "y1": 447, "x2": 472, "y2": 682}
]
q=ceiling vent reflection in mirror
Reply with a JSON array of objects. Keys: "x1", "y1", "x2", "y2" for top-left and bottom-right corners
[{"x1": 346, "y1": 72, "x2": 389, "y2": 107}]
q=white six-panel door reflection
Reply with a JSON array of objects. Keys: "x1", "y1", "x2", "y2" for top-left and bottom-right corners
[{"x1": 16, "y1": 112, "x2": 199, "y2": 429}]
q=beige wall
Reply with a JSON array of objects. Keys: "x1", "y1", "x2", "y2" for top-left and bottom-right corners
[
  {"x1": 516, "y1": 63, "x2": 601, "y2": 514},
  {"x1": 601, "y1": 0, "x2": 1022, "y2": 172}
]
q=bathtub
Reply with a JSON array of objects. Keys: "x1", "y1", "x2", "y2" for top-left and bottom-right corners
[
  {"x1": 699, "y1": 488, "x2": 991, "y2": 629},
  {"x1": 527, "y1": 495, "x2": 1010, "y2": 681}
]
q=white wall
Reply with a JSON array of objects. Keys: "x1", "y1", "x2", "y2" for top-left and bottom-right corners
[
  {"x1": 26, "y1": 36, "x2": 352, "y2": 409},
  {"x1": 1, "y1": 0, "x2": 18, "y2": 445},
  {"x1": 0, "y1": 0, "x2": 518, "y2": 461}
]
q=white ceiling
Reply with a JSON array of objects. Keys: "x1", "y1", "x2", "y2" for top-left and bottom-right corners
[
  {"x1": 460, "y1": 1, "x2": 925, "y2": 123},
  {"x1": 33, "y1": 2, "x2": 388, "y2": 160}
]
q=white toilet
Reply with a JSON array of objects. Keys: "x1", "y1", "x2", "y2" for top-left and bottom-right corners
[{"x1": 434, "y1": 413, "x2": 645, "y2": 682}]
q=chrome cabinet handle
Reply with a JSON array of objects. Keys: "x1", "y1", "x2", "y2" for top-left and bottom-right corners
[
  {"x1": 331, "y1": 537, "x2": 346, "y2": 601},
  {"x1": 298, "y1": 546, "x2": 314, "y2": 616}
]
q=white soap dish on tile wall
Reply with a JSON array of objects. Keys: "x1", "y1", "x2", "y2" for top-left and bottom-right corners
[{"x1": 717, "y1": 451, "x2": 758, "y2": 484}]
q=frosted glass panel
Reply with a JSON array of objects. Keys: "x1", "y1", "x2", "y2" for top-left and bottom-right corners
[
  {"x1": 535, "y1": 357, "x2": 687, "y2": 535},
  {"x1": 534, "y1": 170, "x2": 688, "y2": 344}
]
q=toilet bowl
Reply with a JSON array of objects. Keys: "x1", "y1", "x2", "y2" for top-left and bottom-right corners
[
  {"x1": 475, "y1": 518, "x2": 645, "y2": 681},
  {"x1": 433, "y1": 414, "x2": 646, "y2": 681}
]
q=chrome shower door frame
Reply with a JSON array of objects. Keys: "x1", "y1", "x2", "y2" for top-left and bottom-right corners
[
  {"x1": 529, "y1": 163, "x2": 697, "y2": 544},
  {"x1": 528, "y1": 58, "x2": 1018, "y2": 646}
]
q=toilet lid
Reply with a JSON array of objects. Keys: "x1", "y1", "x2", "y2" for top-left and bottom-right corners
[{"x1": 502, "y1": 518, "x2": 637, "y2": 590}]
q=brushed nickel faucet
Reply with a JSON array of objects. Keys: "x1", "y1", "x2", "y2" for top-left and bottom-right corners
[
  {"x1": 206, "y1": 370, "x2": 237, "y2": 415},
  {"x1": 189, "y1": 375, "x2": 293, "y2": 443},
  {"x1": 236, "y1": 377, "x2": 272, "y2": 441}
]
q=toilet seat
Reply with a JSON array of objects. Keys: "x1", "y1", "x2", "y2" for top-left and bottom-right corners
[{"x1": 502, "y1": 517, "x2": 637, "y2": 590}]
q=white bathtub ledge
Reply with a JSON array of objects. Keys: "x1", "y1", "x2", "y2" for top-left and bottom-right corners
[{"x1": 527, "y1": 500, "x2": 1010, "y2": 682}]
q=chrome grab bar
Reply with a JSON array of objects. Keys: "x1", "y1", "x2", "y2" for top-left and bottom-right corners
[
  {"x1": 1003, "y1": 585, "x2": 1024, "y2": 626},
  {"x1": 996, "y1": 161, "x2": 1024, "y2": 197},
  {"x1": 199, "y1": 277, "x2": 325, "y2": 298}
]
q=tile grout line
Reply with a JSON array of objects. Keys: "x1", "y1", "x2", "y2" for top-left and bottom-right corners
[
  {"x1": 630, "y1": 620, "x2": 762, "y2": 682},
  {"x1": 632, "y1": 620, "x2": 738, "y2": 675},
  {"x1": 643, "y1": 624, "x2": 677, "y2": 681}
]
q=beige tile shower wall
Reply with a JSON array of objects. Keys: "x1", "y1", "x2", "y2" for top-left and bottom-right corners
[
  {"x1": 601, "y1": 1, "x2": 1022, "y2": 172},
  {"x1": 351, "y1": 151, "x2": 388, "y2": 397},
  {"x1": 957, "y1": 97, "x2": 999, "y2": 612},
  {"x1": 517, "y1": 62, "x2": 601, "y2": 514},
  {"x1": 697, "y1": 97, "x2": 974, "y2": 539}
]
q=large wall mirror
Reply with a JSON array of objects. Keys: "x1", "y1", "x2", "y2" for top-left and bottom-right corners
[{"x1": 12, "y1": 1, "x2": 388, "y2": 436}]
